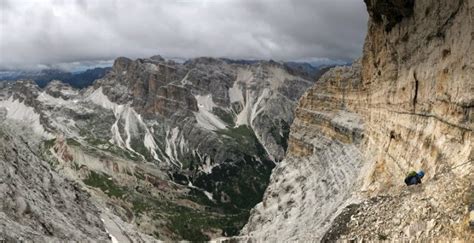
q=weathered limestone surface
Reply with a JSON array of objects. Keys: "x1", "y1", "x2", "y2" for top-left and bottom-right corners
[
  {"x1": 0, "y1": 123, "x2": 109, "y2": 241},
  {"x1": 243, "y1": 0, "x2": 473, "y2": 241}
]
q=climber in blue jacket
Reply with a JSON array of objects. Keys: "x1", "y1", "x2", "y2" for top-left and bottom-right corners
[{"x1": 404, "y1": 170, "x2": 424, "y2": 186}]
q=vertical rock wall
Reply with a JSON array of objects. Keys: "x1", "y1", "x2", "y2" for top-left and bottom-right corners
[{"x1": 243, "y1": 0, "x2": 473, "y2": 241}]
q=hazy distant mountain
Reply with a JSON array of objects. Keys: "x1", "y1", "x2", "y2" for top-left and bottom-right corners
[
  {"x1": 0, "y1": 59, "x2": 338, "y2": 89},
  {"x1": 220, "y1": 58, "x2": 336, "y2": 80},
  {"x1": 0, "y1": 67, "x2": 111, "y2": 88},
  {"x1": 284, "y1": 61, "x2": 339, "y2": 80}
]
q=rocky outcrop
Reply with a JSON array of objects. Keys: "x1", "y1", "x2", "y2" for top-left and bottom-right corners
[
  {"x1": 243, "y1": 0, "x2": 473, "y2": 241},
  {"x1": 0, "y1": 122, "x2": 109, "y2": 241},
  {"x1": 364, "y1": 0, "x2": 415, "y2": 31}
]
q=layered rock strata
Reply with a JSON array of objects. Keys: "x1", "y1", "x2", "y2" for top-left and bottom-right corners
[{"x1": 243, "y1": 0, "x2": 473, "y2": 241}]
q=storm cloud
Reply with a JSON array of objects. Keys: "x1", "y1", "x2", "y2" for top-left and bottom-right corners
[{"x1": 0, "y1": 0, "x2": 368, "y2": 70}]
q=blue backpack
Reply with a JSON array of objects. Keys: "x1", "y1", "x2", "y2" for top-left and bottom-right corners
[{"x1": 404, "y1": 171, "x2": 419, "y2": 185}]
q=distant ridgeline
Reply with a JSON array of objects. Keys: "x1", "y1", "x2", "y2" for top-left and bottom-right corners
[
  {"x1": 0, "y1": 67, "x2": 112, "y2": 88},
  {"x1": 0, "y1": 61, "x2": 338, "y2": 89}
]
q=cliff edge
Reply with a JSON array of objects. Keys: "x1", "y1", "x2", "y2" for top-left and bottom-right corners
[{"x1": 242, "y1": 0, "x2": 473, "y2": 241}]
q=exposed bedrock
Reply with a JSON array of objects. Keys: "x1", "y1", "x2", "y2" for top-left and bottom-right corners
[
  {"x1": 243, "y1": 0, "x2": 473, "y2": 241},
  {"x1": 0, "y1": 123, "x2": 109, "y2": 241}
]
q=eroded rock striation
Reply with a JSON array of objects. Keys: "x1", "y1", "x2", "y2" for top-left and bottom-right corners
[
  {"x1": 0, "y1": 57, "x2": 323, "y2": 240},
  {"x1": 243, "y1": 0, "x2": 473, "y2": 241}
]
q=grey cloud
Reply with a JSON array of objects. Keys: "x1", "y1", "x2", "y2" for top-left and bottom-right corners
[{"x1": 0, "y1": 0, "x2": 368, "y2": 70}]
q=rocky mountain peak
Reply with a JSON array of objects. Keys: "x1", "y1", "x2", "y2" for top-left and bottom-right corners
[
  {"x1": 112, "y1": 56, "x2": 133, "y2": 73},
  {"x1": 185, "y1": 57, "x2": 226, "y2": 66},
  {"x1": 149, "y1": 54, "x2": 166, "y2": 62},
  {"x1": 3, "y1": 80, "x2": 40, "y2": 103},
  {"x1": 44, "y1": 80, "x2": 77, "y2": 99}
]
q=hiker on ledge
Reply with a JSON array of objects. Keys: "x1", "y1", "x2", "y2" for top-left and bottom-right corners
[{"x1": 404, "y1": 170, "x2": 425, "y2": 186}]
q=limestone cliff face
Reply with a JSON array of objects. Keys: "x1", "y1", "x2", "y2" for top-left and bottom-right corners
[
  {"x1": 359, "y1": 0, "x2": 472, "y2": 192},
  {"x1": 243, "y1": 0, "x2": 473, "y2": 241}
]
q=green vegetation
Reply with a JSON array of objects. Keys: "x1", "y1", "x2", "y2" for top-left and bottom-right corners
[
  {"x1": 66, "y1": 138, "x2": 81, "y2": 146},
  {"x1": 77, "y1": 124, "x2": 143, "y2": 161},
  {"x1": 129, "y1": 191, "x2": 249, "y2": 241},
  {"x1": 378, "y1": 233, "x2": 388, "y2": 240},
  {"x1": 84, "y1": 136, "x2": 104, "y2": 146},
  {"x1": 63, "y1": 122, "x2": 276, "y2": 241},
  {"x1": 269, "y1": 119, "x2": 290, "y2": 151},
  {"x1": 44, "y1": 156, "x2": 59, "y2": 167},
  {"x1": 216, "y1": 125, "x2": 268, "y2": 157},
  {"x1": 134, "y1": 169, "x2": 146, "y2": 180},
  {"x1": 41, "y1": 139, "x2": 60, "y2": 167},
  {"x1": 43, "y1": 138, "x2": 56, "y2": 148},
  {"x1": 71, "y1": 162, "x2": 80, "y2": 170},
  {"x1": 213, "y1": 126, "x2": 273, "y2": 209},
  {"x1": 213, "y1": 107, "x2": 235, "y2": 127},
  {"x1": 218, "y1": 125, "x2": 254, "y2": 139},
  {"x1": 195, "y1": 157, "x2": 274, "y2": 211},
  {"x1": 113, "y1": 173, "x2": 256, "y2": 241},
  {"x1": 83, "y1": 170, "x2": 126, "y2": 198},
  {"x1": 130, "y1": 137, "x2": 154, "y2": 161},
  {"x1": 83, "y1": 136, "x2": 141, "y2": 161},
  {"x1": 180, "y1": 152, "x2": 202, "y2": 170},
  {"x1": 166, "y1": 204, "x2": 248, "y2": 240},
  {"x1": 131, "y1": 198, "x2": 152, "y2": 215}
]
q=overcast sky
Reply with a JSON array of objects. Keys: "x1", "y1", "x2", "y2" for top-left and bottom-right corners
[{"x1": 0, "y1": 0, "x2": 368, "y2": 70}]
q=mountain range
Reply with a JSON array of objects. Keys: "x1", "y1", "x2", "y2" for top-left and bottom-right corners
[
  {"x1": 0, "y1": 0, "x2": 472, "y2": 241},
  {"x1": 0, "y1": 67, "x2": 112, "y2": 88},
  {"x1": 0, "y1": 55, "x2": 330, "y2": 240}
]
